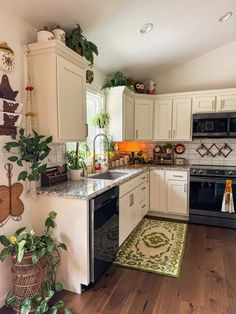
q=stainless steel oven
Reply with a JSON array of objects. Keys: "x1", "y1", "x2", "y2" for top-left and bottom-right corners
[{"x1": 190, "y1": 165, "x2": 236, "y2": 228}]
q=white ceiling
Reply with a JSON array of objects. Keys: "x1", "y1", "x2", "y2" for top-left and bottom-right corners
[{"x1": 2, "y1": 0, "x2": 236, "y2": 80}]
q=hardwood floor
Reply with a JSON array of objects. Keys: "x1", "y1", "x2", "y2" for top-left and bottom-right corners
[{"x1": 1, "y1": 223, "x2": 236, "y2": 313}]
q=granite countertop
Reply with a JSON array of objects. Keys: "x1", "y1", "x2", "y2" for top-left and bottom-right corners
[{"x1": 37, "y1": 164, "x2": 190, "y2": 200}]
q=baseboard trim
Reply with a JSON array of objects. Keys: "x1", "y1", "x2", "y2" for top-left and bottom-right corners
[{"x1": 148, "y1": 211, "x2": 189, "y2": 222}]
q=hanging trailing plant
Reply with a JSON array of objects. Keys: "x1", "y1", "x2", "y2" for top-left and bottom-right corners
[
  {"x1": 93, "y1": 112, "x2": 110, "y2": 129},
  {"x1": 4, "y1": 128, "x2": 52, "y2": 182}
]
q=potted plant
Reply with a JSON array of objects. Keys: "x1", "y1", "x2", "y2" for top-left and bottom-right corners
[
  {"x1": 66, "y1": 24, "x2": 98, "y2": 67},
  {"x1": 66, "y1": 142, "x2": 87, "y2": 180},
  {"x1": 0, "y1": 211, "x2": 72, "y2": 314},
  {"x1": 164, "y1": 143, "x2": 173, "y2": 154},
  {"x1": 102, "y1": 71, "x2": 130, "y2": 90},
  {"x1": 93, "y1": 112, "x2": 110, "y2": 129},
  {"x1": 4, "y1": 128, "x2": 52, "y2": 182}
]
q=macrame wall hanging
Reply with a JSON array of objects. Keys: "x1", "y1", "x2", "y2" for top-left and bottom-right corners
[{"x1": 0, "y1": 163, "x2": 24, "y2": 227}]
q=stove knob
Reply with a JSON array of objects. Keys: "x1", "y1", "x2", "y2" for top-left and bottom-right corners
[
  {"x1": 192, "y1": 169, "x2": 197, "y2": 174},
  {"x1": 198, "y1": 170, "x2": 203, "y2": 174},
  {"x1": 228, "y1": 171, "x2": 234, "y2": 176}
]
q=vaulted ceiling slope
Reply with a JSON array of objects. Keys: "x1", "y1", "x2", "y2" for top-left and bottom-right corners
[{"x1": 2, "y1": 0, "x2": 236, "y2": 80}]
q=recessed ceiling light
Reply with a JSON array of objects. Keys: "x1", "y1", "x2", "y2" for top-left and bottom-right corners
[
  {"x1": 219, "y1": 12, "x2": 233, "y2": 22},
  {"x1": 139, "y1": 23, "x2": 154, "y2": 34}
]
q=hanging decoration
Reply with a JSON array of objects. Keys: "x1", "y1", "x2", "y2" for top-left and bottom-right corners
[
  {"x1": 0, "y1": 164, "x2": 24, "y2": 227},
  {"x1": 0, "y1": 74, "x2": 23, "y2": 135}
]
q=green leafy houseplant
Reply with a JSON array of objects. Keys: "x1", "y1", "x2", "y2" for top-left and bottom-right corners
[
  {"x1": 93, "y1": 112, "x2": 110, "y2": 129},
  {"x1": 0, "y1": 211, "x2": 72, "y2": 314},
  {"x1": 66, "y1": 143, "x2": 87, "y2": 171},
  {"x1": 102, "y1": 71, "x2": 130, "y2": 90},
  {"x1": 66, "y1": 24, "x2": 98, "y2": 66},
  {"x1": 4, "y1": 128, "x2": 52, "y2": 182}
]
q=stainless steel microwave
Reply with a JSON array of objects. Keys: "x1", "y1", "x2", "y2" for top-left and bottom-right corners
[{"x1": 192, "y1": 113, "x2": 236, "y2": 138}]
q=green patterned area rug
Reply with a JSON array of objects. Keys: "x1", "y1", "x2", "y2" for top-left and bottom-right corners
[{"x1": 114, "y1": 218, "x2": 188, "y2": 278}]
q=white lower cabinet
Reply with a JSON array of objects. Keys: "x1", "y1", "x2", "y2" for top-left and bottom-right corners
[
  {"x1": 150, "y1": 170, "x2": 188, "y2": 217},
  {"x1": 119, "y1": 171, "x2": 149, "y2": 246}
]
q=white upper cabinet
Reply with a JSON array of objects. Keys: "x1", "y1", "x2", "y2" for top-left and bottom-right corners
[
  {"x1": 27, "y1": 41, "x2": 88, "y2": 141},
  {"x1": 134, "y1": 98, "x2": 153, "y2": 140},
  {"x1": 217, "y1": 93, "x2": 236, "y2": 112},
  {"x1": 153, "y1": 99, "x2": 172, "y2": 140},
  {"x1": 106, "y1": 87, "x2": 134, "y2": 141},
  {"x1": 193, "y1": 96, "x2": 216, "y2": 113},
  {"x1": 172, "y1": 98, "x2": 192, "y2": 140}
]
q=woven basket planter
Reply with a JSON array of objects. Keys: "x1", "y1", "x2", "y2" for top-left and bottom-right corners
[{"x1": 11, "y1": 253, "x2": 48, "y2": 313}]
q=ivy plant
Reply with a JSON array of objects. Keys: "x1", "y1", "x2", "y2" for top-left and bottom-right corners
[
  {"x1": 4, "y1": 128, "x2": 52, "y2": 182},
  {"x1": 102, "y1": 71, "x2": 129, "y2": 90},
  {"x1": 0, "y1": 211, "x2": 72, "y2": 314}
]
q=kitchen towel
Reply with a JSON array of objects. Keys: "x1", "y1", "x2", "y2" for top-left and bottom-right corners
[{"x1": 221, "y1": 180, "x2": 235, "y2": 213}]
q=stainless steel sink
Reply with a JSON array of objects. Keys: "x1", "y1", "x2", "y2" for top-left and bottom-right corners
[{"x1": 89, "y1": 171, "x2": 128, "y2": 180}]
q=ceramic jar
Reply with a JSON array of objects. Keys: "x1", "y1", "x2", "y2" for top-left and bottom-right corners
[
  {"x1": 69, "y1": 169, "x2": 82, "y2": 181},
  {"x1": 52, "y1": 26, "x2": 66, "y2": 45},
  {"x1": 37, "y1": 27, "x2": 54, "y2": 43}
]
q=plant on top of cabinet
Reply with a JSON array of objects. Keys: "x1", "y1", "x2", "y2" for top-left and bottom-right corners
[
  {"x1": 66, "y1": 142, "x2": 87, "y2": 180},
  {"x1": 66, "y1": 24, "x2": 98, "y2": 66},
  {"x1": 93, "y1": 112, "x2": 110, "y2": 129},
  {"x1": 102, "y1": 71, "x2": 130, "y2": 90},
  {"x1": 4, "y1": 128, "x2": 52, "y2": 182},
  {"x1": 0, "y1": 211, "x2": 72, "y2": 314}
]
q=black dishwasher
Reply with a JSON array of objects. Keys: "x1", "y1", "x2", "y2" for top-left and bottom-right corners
[{"x1": 90, "y1": 187, "x2": 119, "y2": 283}]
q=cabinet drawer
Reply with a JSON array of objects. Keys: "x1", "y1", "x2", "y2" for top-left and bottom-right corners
[
  {"x1": 138, "y1": 171, "x2": 149, "y2": 185},
  {"x1": 165, "y1": 171, "x2": 187, "y2": 181},
  {"x1": 139, "y1": 182, "x2": 148, "y2": 203},
  {"x1": 119, "y1": 176, "x2": 139, "y2": 198}
]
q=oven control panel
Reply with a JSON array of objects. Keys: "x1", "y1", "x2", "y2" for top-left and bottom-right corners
[{"x1": 190, "y1": 167, "x2": 236, "y2": 178}]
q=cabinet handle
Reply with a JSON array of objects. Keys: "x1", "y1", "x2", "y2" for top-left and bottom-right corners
[
  {"x1": 136, "y1": 130, "x2": 138, "y2": 139},
  {"x1": 184, "y1": 183, "x2": 187, "y2": 193},
  {"x1": 168, "y1": 130, "x2": 171, "y2": 138},
  {"x1": 141, "y1": 204, "x2": 146, "y2": 209},
  {"x1": 173, "y1": 175, "x2": 183, "y2": 178},
  {"x1": 212, "y1": 101, "x2": 215, "y2": 110},
  {"x1": 141, "y1": 176, "x2": 146, "y2": 180},
  {"x1": 221, "y1": 100, "x2": 224, "y2": 109},
  {"x1": 129, "y1": 194, "x2": 133, "y2": 206},
  {"x1": 173, "y1": 130, "x2": 176, "y2": 138},
  {"x1": 85, "y1": 123, "x2": 88, "y2": 137},
  {"x1": 146, "y1": 174, "x2": 149, "y2": 183},
  {"x1": 132, "y1": 194, "x2": 134, "y2": 205},
  {"x1": 141, "y1": 186, "x2": 146, "y2": 190}
]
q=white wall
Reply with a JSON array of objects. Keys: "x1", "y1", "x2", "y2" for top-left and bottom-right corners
[
  {"x1": 0, "y1": 8, "x2": 36, "y2": 308},
  {"x1": 155, "y1": 41, "x2": 236, "y2": 93}
]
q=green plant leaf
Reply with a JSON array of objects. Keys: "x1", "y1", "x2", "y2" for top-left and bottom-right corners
[
  {"x1": 58, "y1": 243, "x2": 67, "y2": 251},
  {"x1": 18, "y1": 171, "x2": 28, "y2": 181},
  {"x1": 20, "y1": 298, "x2": 31, "y2": 314},
  {"x1": 49, "y1": 211, "x2": 57, "y2": 219},
  {"x1": 0, "y1": 247, "x2": 11, "y2": 262},
  {"x1": 19, "y1": 128, "x2": 25, "y2": 136},
  {"x1": 54, "y1": 300, "x2": 64, "y2": 309},
  {"x1": 47, "y1": 243, "x2": 56, "y2": 253},
  {"x1": 48, "y1": 307, "x2": 58, "y2": 314},
  {"x1": 15, "y1": 227, "x2": 26, "y2": 236},
  {"x1": 52, "y1": 282, "x2": 63, "y2": 292},
  {"x1": 8, "y1": 156, "x2": 18, "y2": 162},
  {"x1": 32, "y1": 251, "x2": 40, "y2": 264},
  {"x1": 6, "y1": 295, "x2": 16, "y2": 306},
  {"x1": 0, "y1": 235, "x2": 10, "y2": 246},
  {"x1": 64, "y1": 308, "x2": 72, "y2": 314},
  {"x1": 17, "y1": 240, "x2": 26, "y2": 263},
  {"x1": 45, "y1": 217, "x2": 55, "y2": 229},
  {"x1": 46, "y1": 136, "x2": 53, "y2": 144},
  {"x1": 17, "y1": 159, "x2": 23, "y2": 167}
]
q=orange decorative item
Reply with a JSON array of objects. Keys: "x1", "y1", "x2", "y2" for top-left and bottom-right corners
[
  {"x1": 0, "y1": 163, "x2": 24, "y2": 227},
  {"x1": 221, "y1": 179, "x2": 235, "y2": 213}
]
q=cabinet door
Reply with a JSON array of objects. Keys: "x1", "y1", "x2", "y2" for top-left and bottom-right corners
[
  {"x1": 217, "y1": 94, "x2": 236, "y2": 112},
  {"x1": 172, "y1": 98, "x2": 192, "y2": 140},
  {"x1": 134, "y1": 99, "x2": 153, "y2": 140},
  {"x1": 153, "y1": 99, "x2": 172, "y2": 140},
  {"x1": 57, "y1": 56, "x2": 86, "y2": 141},
  {"x1": 193, "y1": 96, "x2": 216, "y2": 113},
  {"x1": 150, "y1": 170, "x2": 166, "y2": 213},
  {"x1": 166, "y1": 179, "x2": 188, "y2": 215},
  {"x1": 132, "y1": 188, "x2": 141, "y2": 228},
  {"x1": 123, "y1": 94, "x2": 134, "y2": 140},
  {"x1": 119, "y1": 192, "x2": 133, "y2": 245}
]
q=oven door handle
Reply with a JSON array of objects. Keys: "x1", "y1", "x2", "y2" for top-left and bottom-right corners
[{"x1": 190, "y1": 177, "x2": 236, "y2": 184}]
